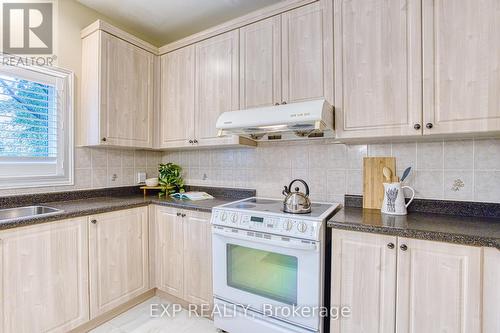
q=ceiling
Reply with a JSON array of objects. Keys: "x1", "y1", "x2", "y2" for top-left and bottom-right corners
[{"x1": 78, "y1": 0, "x2": 284, "y2": 46}]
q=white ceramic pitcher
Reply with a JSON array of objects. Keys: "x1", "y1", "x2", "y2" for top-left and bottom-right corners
[{"x1": 381, "y1": 182, "x2": 415, "y2": 215}]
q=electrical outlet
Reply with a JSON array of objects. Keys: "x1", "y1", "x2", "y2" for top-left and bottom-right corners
[{"x1": 137, "y1": 171, "x2": 146, "y2": 184}]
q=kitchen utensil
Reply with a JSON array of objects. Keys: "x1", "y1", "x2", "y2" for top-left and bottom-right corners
[
  {"x1": 381, "y1": 182, "x2": 415, "y2": 215},
  {"x1": 382, "y1": 167, "x2": 392, "y2": 182},
  {"x1": 400, "y1": 167, "x2": 412, "y2": 182},
  {"x1": 363, "y1": 157, "x2": 397, "y2": 209},
  {"x1": 282, "y1": 179, "x2": 312, "y2": 214}
]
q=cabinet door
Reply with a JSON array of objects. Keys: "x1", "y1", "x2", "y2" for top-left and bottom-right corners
[
  {"x1": 281, "y1": 1, "x2": 333, "y2": 104},
  {"x1": 183, "y1": 211, "x2": 213, "y2": 306},
  {"x1": 331, "y1": 230, "x2": 397, "y2": 333},
  {"x1": 422, "y1": 0, "x2": 500, "y2": 135},
  {"x1": 396, "y1": 238, "x2": 481, "y2": 333},
  {"x1": 194, "y1": 30, "x2": 239, "y2": 141},
  {"x1": 483, "y1": 247, "x2": 500, "y2": 333},
  {"x1": 334, "y1": 0, "x2": 422, "y2": 138},
  {"x1": 160, "y1": 46, "x2": 196, "y2": 148},
  {"x1": 101, "y1": 32, "x2": 154, "y2": 148},
  {"x1": 239, "y1": 16, "x2": 282, "y2": 109},
  {"x1": 0, "y1": 218, "x2": 89, "y2": 333},
  {"x1": 155, "y1": 206, "x2": 184, "y2": 298},
  {"x1": 89, "y1": 207, "x2": 149, "y2": 317}
]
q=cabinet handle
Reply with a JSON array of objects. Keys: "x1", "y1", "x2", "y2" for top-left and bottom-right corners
[
  {"x1": 387, "y1": 242, "x2": 395, "y2": 249},
  {"x1": 275, "y1": 102, "x2": 280, "y2": 106},
  {"x1": 188, "y1": 140, "x2": 193, "y2": 144},
  {"x1": 426, "y1": 123, "x2": 434, "y2": 129},
  {"x1": 281, "y1": 101, "x2": 287, "y2": 105},
  {"x1": 400, "y1": 244, "x2": 408, "y2": 251},
  {"x1": 193, "y1": 139, "x2": 198, "y2": 144},
  {"x1": 91, "y1": 219, "x2": 97, "y2": 224},
  {"x1": 181, "y1": 213, "x2": 186, "y2": 218},
  {"x1": 101, "y1": 137, "x2": 107, "y2": 142},
  {"x1": 176, "y1": 212, "x2": 181, "y2": 216},
  {"x1": 413, "y1": 123, "x2": 421, "y2": 130}
]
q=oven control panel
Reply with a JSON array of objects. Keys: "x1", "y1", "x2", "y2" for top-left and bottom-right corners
[{"x1": 211, "y1": 209, "x2": 321, "y2": 240}]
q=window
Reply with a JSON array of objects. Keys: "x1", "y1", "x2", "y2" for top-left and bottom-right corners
[{"x1": 0, "y1": 58, "x2": 73, "y2": 188}]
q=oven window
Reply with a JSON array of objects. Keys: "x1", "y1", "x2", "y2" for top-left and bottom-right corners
[{"x1": 227, "y1": 244, "x2": 298, "y2": 305}]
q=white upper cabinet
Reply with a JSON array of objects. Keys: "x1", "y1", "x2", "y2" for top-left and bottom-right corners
[
  {"x1": 335, "y1": 0, "x2": 500, "y2": 139},
  {"x1": 160, "y1": 45, "x2": 196, "y2": 148},
  {"x1": 422, "y1": 0, "x2": 500, "y2": 135},
  {"x1": 282, "y1": 1, "x2": 333, "y2": 104},
  {"x1": 80, "y1": 25, "x2": 155, "y2": 148},
  {"x1": 239, "y1": 16, "x2": 282, "y2": 109},
  {"x1": 334, "y1": 0, "x2": 422, "y2": 139},
  {"x1": 195, "y1": 30, "x2": 240, "y2": 142},
  {"x1": 159, "y1": 30, "x2": 255, "y2": 149},
  {"x1": 239, "y1": 0, "x2": 333, "y2": 109}
]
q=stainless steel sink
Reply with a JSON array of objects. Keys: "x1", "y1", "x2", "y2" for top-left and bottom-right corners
[{"x1": 0, "y1": 206, "x2": 63, "y2": 221}]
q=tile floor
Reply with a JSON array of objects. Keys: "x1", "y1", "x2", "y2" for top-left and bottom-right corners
[{"x1": 90, "y1": 297, "x2": 217, "y2": 333}]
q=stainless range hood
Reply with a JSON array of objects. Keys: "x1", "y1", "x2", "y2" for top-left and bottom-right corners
[{"x1": 215, "y1": 99, "x2": 334, "y2": 141}]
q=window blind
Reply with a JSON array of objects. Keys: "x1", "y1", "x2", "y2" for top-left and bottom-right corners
[
  {"x1": 0, "y1": 74, "x2": 58, "y2": 158},
  {"x1": 0, "y1": 57, "x2": 74, "y2": 189}
]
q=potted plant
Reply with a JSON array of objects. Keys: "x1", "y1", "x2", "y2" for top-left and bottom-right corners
[{"x1": 158, "y1": 163, "x2": 185, "y2": 197}]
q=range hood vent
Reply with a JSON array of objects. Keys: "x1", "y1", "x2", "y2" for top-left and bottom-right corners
[{"x1": 215, "y1": 99, "x2": 334, "y2": 141}]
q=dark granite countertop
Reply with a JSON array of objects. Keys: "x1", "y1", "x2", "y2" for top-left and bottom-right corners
[
  {"x1": 328, "y1": 207, "x2": 500, "y2": 249},
  {"x1": 0, "y1": 186, "x2": 254, "y2": 231}
]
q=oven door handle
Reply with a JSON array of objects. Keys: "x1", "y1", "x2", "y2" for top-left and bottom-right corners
[{"x1": 212, "y1": 228, "x2": 318, "y2": 251}]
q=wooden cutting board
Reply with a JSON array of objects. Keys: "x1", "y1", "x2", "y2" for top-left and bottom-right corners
[{"x1": 363, "y1": 157, "x2": 397, "y2": 209}]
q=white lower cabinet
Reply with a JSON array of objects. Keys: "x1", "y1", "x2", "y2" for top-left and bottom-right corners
[
  {"x1": 331, "y1": 230, "x2": 397, "y2": 333},
  {"x1": 0, "y1": 204, "x2": 214, "y2": 331},
  {"x1": 89, "y1": 207, "x2": 150, "y2": 318},
  {"x1": 183, "y1": 210, "x2": 213, "y2": 305},
  {"x1": 153, "y1": 206, "x2": 213, "y2": 306},
  {"x1": 483, "y1": 247, "x2": 500, "y2": 333},
  {"x1": 154, "y1": 206, "x2": 185, "y2": 298},
  {"x1": 396, "y1": 237, "x2": 481, "y2": 333},
  {"x1": 0, "y1": 218, "x2": 89, "y2": 333},
  {"x1": 331, "y1": 230, "x2": 482, "y2": 333}
]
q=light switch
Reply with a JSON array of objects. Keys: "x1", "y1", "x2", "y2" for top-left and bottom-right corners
[{"x1": 136, "y1": 171, "x2": 146, "y2": 184}]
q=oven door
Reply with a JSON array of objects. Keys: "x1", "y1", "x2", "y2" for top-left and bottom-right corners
[{"x1": 212, "y1": 226, "x2": 322, "y2": 331}]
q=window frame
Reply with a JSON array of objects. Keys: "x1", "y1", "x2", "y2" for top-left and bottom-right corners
[{"x1": 0, "y1": 56, "x2": 74, "y2": 189}]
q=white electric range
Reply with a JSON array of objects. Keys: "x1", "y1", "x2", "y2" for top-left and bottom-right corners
[{"x1": 211, "y1": 197, "x2": 340, "y2": 333}]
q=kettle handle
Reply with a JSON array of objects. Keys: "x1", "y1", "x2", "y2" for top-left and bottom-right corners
[{"x1": 288, "y1": 179, "x2": 310, "y2": 197}]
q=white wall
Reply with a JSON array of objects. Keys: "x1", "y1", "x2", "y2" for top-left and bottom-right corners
[{"x1": 163, "y1": 138, "x2": 500, "y2": 204}]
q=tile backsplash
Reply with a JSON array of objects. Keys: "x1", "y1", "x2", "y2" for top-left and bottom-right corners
[
  {"x1": 163, "y1": 138, "x2": 500, "y2": 204},
  {"x1": 3, "y1": 138, "x2": 499, "y2": 204},
  {"x1": 0, "y1": 148, "x2": 161, "y2": 196}
]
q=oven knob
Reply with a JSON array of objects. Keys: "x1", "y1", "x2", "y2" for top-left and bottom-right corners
[
  {"x1": 221, "y1": 212, "x2": 227, "y2": 222},
  {"x1": 284, "y1": 220, "x2": 293, "y2": 231},
  {"x1": 231, "y1": 213, "x2": 238, "y2": 223},
  {"x1": 297, "y1": 222, "x2": 307, "y2": 233}
]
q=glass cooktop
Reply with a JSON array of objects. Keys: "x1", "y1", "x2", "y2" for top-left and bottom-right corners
[{"x1": 223, "y1": 197, "x2": 337, "y2": 219}]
